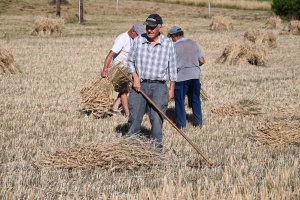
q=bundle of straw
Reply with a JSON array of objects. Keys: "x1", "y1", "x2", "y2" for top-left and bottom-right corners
[
  {"x1": 32, "y1": 136, "x2": 165, "y2": 170},
  {"x1": 262, "y1": 17, "x2": 282, "y2": 29},
  {"x1": 210, "y1": 16, "x2": 233, "y2": 31},
  {"x1": 244, "y1": 29, "x2": 277, "y2": 48},
  {"x1": 0, "y1": 44, "x2": 21, "y2": 74},
  {"x1": 80, "y1": 63, "x2": 130, "y2": 118},
  {"x1": 31, "y1": 17, "x2": 64, "y2": 37},
  {"x1": 216, "y1": 43, "x2": 267, "y2": 67}
]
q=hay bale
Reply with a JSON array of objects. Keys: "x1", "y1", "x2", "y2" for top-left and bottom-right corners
[
  {"x1": 31, "y1": 17, "x2": 64, "y2": 37},
  {"x1": 32, "y1": 136, "x2": 166, "y2": 170},
  {"x1": 216, "y1": 43, "x2": 267, "y2": 66},
  {"x1": 0, "y1": 44, "x2": 21, "y2": 74},
  {"x1": 262, "y1": 16, "x2": 282, "y2": 29},
  {"x1": 250, "y1": 107, "x2": 300, "y2": 145},
  {"x1": 244, "y1": 29, "x2": 277, "y2": 48},
  {"x1": 210, "y1": 16, "x2": 233, "y2": 31},
  {"x1": 211, "y1": 100, "x2": 262, "y2": 117}
]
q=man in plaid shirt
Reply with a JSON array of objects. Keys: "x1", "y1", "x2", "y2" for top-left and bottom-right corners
[{"x1": 127, "y1": 14, "x2": 177, "y2": 151}]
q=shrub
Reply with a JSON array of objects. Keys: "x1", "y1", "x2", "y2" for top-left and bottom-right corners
[{"x1": 272, "y1": 0, "x2": 300, "y2": 20}]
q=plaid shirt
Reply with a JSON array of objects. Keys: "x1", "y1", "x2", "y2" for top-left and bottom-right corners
[{"x1": 127, "y1": 34, "x2": 177, "y2": 82}]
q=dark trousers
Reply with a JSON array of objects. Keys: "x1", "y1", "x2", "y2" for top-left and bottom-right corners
[{"x1": 174, "y1": 79, "x2": 202, "y2": 128}]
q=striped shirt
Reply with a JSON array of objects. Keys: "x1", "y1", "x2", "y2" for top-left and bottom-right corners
[{"x1": 127, "y1": 33, "x2": 177, "y2": 82}]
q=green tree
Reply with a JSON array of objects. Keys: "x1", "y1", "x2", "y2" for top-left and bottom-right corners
[{"x1": 272, "y1": 0, "x2": 300, "y2": 19}]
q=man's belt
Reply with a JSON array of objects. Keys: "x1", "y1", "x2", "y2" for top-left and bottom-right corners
[{"x1": 142, "y1": 79, "x2": 166, "y2": 83}]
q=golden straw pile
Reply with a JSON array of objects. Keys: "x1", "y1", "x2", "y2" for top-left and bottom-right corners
[
  {"x1": 31, "y1": 17, "x2": 64, "y2": 37},
  {"x1": 250, "y1": 108, "x2": 300, "y2": 145},
  {"x1": 211, "y1": 100, "x2": 262, "y2": 117},
  {"x1": 33, "y1": 136, "x2": 165, "y2": 170},
  {"x1": 0, "y1": 44, "x2": 21, "y2": 74},
  {"x1": 80, "y1": 63, "x2": 129, "y2": 118},
  {"x1": 280, "y1": 20, "x2": 300, "y2": 35},
  {"x1": 262, "y1": 16, "x2": 282, "y2": 29},
  {"x1": 216, "y1": 43, "x2": 267, "y2": 66},
  {"x1": 210, "y1": 16, "x2": 233, "y2": 31},
  {"x1": 244, "y1": 29, "x2": 277, "y2": 48}
]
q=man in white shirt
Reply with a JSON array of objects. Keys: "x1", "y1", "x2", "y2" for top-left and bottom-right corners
[{"x1": 101, "y1": 23, "x2": 144, "y2": 116}]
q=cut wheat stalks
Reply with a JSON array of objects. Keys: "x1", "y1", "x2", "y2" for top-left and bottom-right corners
[
  {"x1": 80, "y1": 76, "x2": 115, "y2": 118},
  {"x1": 210, "y1": 16, "x2": 233, "y2": 31},
  {"x1": 216, "y1": 43, "x2": 267, "y2": 67},
  {"x1": 0, "y1": 44, "x2": 21, "y2": 74},
  {"x1": 109, "y1": 63, "x2": 131, "y2": 91},
  {"x1": 262, "y1": 16, "x2": 282, "y2": 29},
  {"x1": 244, "y1": 29, "x2": 277, "y2": 48},
  {"x1": 250, "y1": 108, "x2": 300, "y2": 145},
  {"x1": 280, "y1": 20, "x2": 300, "y2": 36},
  {"x1": 211, "y1": 99, "x2": 262, "y2": 117},
  {"x1": 32, "y1": 136, "x2": 166, "y2": 170},
  {"x1": 80, "y1": 63, "x2": 130, "y2": 118},
  {"x1": 31, "y1": 17, "x2": 64, "y2": 37}
]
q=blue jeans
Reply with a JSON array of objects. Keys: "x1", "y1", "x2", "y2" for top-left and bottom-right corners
[
  {"x1": 174, "y1": 79, "x2": 202, "y2": 128},
  {"x1": 127, "y1": 81, "x2": 168, "y2": 146}
]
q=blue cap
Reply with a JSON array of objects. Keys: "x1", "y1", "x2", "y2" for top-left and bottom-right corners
[{"x1": 168, "y1": 26, "x2": 182, "y2": 36}]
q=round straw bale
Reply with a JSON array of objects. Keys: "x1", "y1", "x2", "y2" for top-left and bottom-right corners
[
  {"x1": 210, "y1": 16, "x2": 233, "y2": 31},
  {"x1": 262, "y1": 16, "x2": 282, "y2": 29},
  {"x1": 216, "y1": 43, "x2": 267, "y2": 67},
  {"x1": 0, "y1": 44, "x2": 21, "y2": 74},
  {"x1": 244, "y1": 29, "x2": 277, "y2": 48},
  {"x1": 31, "y1": 17, "x2": 64, "y2": 37}
]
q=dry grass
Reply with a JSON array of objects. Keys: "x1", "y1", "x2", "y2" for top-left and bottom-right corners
[
  {"x1": 216, "y1": 43, "x2": 267, "y2": 66},
  {"x1": 1, "y1": 0, "x2": 300, "y2": 199},
  {"x1": 140, "y1": 0, "x2": 271, "y2": 10},
  {"x1": 244, "y1": 29, "x2": 277, "y2": 48},
  {"x1": 210, "y1": 15, "x2": 233, "y2": 31},
  {"x1": 211, "y1": 99, "x2": 262, "y2": 117},
  {"x1": 251, "y1": 107, "x2": 300, "y2": 145}
]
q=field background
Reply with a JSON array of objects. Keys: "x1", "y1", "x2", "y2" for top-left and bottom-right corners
[{"x1": 1, "y1": 0, "x2": 300, "y2": 199}]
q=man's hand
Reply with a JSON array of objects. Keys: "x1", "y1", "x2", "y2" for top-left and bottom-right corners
[
  {"x1": 168, "y1": 89, "x2": 174, "y2": 101},
  {"x1": 168, "y1": 81, "x2": 175, "y2": 101},
  {"x1": 133, "y1": 77, "x2": 141, "y2": 92},
  {"x1": 101, "y1": 69, "x2": 108, "y2": 78},
  {"x1": 131, "y1": 72, "x2": 141, "y2": 92}
]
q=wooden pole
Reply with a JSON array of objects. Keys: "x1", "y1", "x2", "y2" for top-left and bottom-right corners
[
  {"x1": 116, "y1": 67, "x2": 213, "y2": 166},
  {"x1": 208, "y1": 2, "x2": 210, "y2": 18},
  {"x1": 56, "y1": 0, "x2": 61, "y2": 17},
  {"x1": 116, "y1": 0, "x2": 118, "y2": 14},
  {"x1": 79, "y1": 0, "x2": 84, "y2": 23}
]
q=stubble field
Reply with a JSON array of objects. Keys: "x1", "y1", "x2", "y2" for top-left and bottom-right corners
[{"x1": 0, "y1": 0, "x2": 300, "y2": 199}]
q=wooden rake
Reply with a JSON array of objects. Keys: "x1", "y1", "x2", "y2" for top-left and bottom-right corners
[{"x1": 116, "y1": 66, "x2": 213, "y2": 166}]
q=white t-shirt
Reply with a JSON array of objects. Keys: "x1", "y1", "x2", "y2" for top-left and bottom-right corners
[{"x1": 111, "y1": 31, "x2": 133, "y2": 64}]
